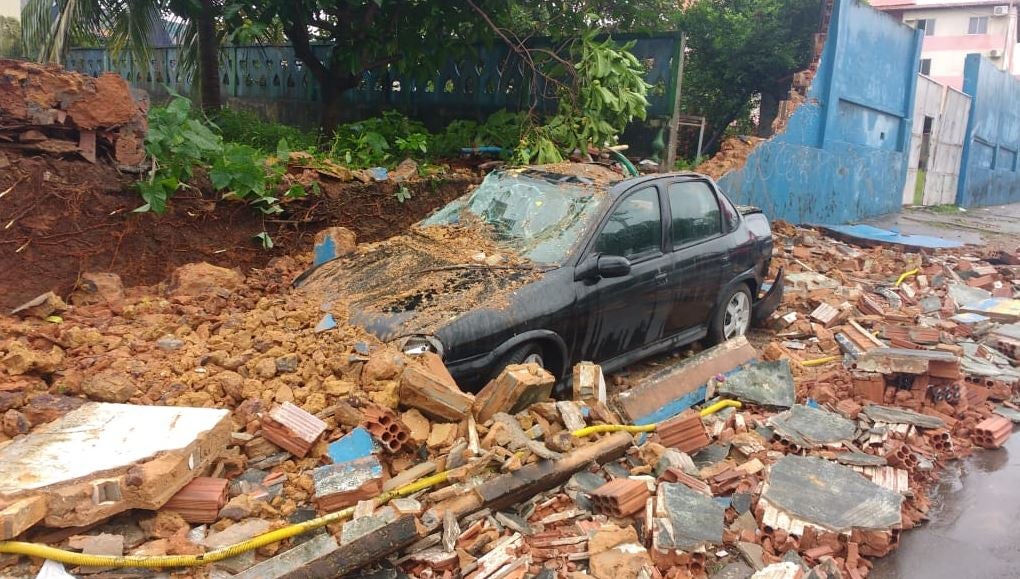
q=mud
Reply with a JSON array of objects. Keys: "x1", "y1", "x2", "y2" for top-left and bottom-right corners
[{"x1": 0, "y1": 154, "x2": 476, "y2": 311}]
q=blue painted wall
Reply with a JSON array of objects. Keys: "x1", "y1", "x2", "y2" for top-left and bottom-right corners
[
  {"x1": 717, "y1": 0, "x2": 922, "y2": 224},
  {"x1": 957, "y1": 54, "x2": 1020, "y2": 208}
]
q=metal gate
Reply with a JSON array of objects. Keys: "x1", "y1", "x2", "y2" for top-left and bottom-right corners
[
  {"x1": 903, "y1": 75, "x2": 970, "y2": 206},
  {"x1": 923, "y1": 86, "x2": 970, "y2": 206}
]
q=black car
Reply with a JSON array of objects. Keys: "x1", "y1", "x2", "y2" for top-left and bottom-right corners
[{"x1": 298, "y1": 164, "x2": 782, "y2": 390}]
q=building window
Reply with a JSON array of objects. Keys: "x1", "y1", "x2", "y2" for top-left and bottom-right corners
[
  {"x1": 968, "y1": 16, "x2": 988, "y2": 35},
  {"x1": 920, "y1": 58, "x2": 932, "y2": 75},
  {"x1": 910, "y1": 18, "x2": 936, "y2": 36}
]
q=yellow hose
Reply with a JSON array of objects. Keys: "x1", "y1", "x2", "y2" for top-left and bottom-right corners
[
  {"x1": 0, "y1": 471, "x2": 451, "y2": 568},
  {"x1": 801, "y1": 355, "x2": 840, "y2": 367},
  {"x1": 571, "y1": 399, "x2": 742, "y2": 437},
  {"x1": 700, "y1": 399, "x2": 742, "y2": 416},
  {"x1": 571, "y1": 423, "x2": 656, "y2": 437},
  {"x1": 895, "y1": 268, "x2": 919, "y2": 287}
]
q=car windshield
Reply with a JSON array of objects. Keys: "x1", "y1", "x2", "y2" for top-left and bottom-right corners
[{"x1": 419, "y1": 170, "x2": 607, "y2": 265}]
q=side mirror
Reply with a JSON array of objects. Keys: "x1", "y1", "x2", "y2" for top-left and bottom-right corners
[{"x1": 597, "y1": 255, "x2": 632, "y2": 278}]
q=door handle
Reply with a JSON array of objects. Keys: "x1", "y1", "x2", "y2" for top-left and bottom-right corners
[{"x1": 654, "y1": 272, "x2": 668, "y2": 285}]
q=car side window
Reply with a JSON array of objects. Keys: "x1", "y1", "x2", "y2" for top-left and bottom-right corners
[
  {"x1": 593, "y1": 187, "x2": 662, "y2": 260},
  {"x1": 668, "y1": 181, "x2": 722, "y2": 247},
  {"x1": 718, "y1": 191, "x2": 740, "y2": 232}
]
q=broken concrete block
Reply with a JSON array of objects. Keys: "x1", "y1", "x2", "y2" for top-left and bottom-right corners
[
  {"x1": 203, "y1": 519, "x2": 271, "y2": 549},
  {"x1": 768, "y1": 405, "x2": 857, "y2": 448},
  {"x1": 572, "y1": 361, "x2": 607, "y2": 404},
  {"x1": 654, "y1": 482, "x2": 725, "y2": 552},
  {"x1": 400, "y1": 409, "x2": 431, "y2": 444},
  {"x1": 473, "y1": 363, "x2": 554, "y2": 423},
  {"x1": 751, "y1": 562, "x2": 803, "y2": 579},
  {"x1": 719, "y1": 360, "x2": 795, "y2": 408},
  {"x1": 261, "y1": 402, "x2": 327, "y2": 458},
  {"x1": 313, "y1": 456, "x2": 384, "y2": 512},
  {"x1": 0, "y1": 402, "x2": 230, "y2": 537},
  {"x1": 231, "y1": 531, "x2": 338, "y2": 579},
  {"x1": 588, "y1": 525, "x2": 653, "y2": 579},
  {"x1": 616, "y1": 336, "x2": 757, "y2": 423},
  {"x1": 427, "y1": 422, "x2": 458, "y2": 449},
  {"x1": 162, "y1": 477, "x2": 229, "y2": 523},
  {"x1": 69, "y1": 532, "x2": 124, "y2": 574},
  {"x1": 761, "y1": 455, "x2": 904, "y2": 533},
  {"x1": 399, "y1": 360, "x2": 474, "y2": 421}
]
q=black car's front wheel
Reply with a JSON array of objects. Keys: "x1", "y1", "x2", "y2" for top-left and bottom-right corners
[
  {"x1": 709, "y1": 285, "x2": 752, "y2": 343},
  {"x1": 501, "y1": 342, "x2": 546, "y2": 369}
]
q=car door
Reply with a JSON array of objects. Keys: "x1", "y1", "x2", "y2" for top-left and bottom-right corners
[
  {"x1": 571, "y1": 185, "x2": 673, "y2": 364},
  {"x1": 662, "y1": 179, "x2": 729, "y2": 336}
]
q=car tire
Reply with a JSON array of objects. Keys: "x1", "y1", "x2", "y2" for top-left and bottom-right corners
[
  {"x1": 708, "y1": 284, "x2": 752, "y2": 344},
  {"x1": 491, "y1": 343, "x2": 546, "y2": 382}
]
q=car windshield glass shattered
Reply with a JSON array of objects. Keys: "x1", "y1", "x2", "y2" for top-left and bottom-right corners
[{"x1": 419, "y1": 171, "x2": 606, "y2": 265}]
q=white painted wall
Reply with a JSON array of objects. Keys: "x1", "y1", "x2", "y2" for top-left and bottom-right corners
[{"x1": 895, "y1": 3, "x2": 1019, "y2": 88}]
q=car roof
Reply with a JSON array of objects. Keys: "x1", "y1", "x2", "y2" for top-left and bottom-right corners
[
  {"x1": 607, "y1": 170, "x2": 714, "y2": 198},
  {"x1": 516, "y1": 164, "x2": 713, "y2": 199}
]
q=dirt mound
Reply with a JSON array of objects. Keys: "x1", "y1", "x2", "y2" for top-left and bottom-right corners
[
  {"x1": 0, "y1": 154, "x2": 477, "y2": 311},
  {"x1": 0, "y1": 60, "x2": 147, "y2": 165},
  {"x1": 695, "y1": 135, "x2": 764, "y2": 179}
]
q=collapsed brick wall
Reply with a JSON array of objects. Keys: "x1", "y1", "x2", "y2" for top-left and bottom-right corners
[
  {"x1": 695, "y1": 31, "x2": 827, "y2": 180},
  {"x1": 0, "y1": 59, "x2": 148, "y2": 165}
]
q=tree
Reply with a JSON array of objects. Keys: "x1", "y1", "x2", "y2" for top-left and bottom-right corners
[
  {"x1": 0, "y1": 16, "x2": 22, "y2": 58},
  {"x1": 254, "y1": 0, "x2": 676, "y2": 132},
  {"x1": 679, "y1": 0, "x2": 821, "y2": 152},
  {"x1": 21, "y1": 0, "x2": 226, "y2": 112}
]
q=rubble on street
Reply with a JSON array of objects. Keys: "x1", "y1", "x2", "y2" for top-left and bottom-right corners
[{"x1": 0, "y1": 222, "x2": 1018, "y2": 579}]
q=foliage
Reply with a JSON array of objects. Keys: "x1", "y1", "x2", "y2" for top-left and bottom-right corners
[
  {"x1": 395, "y1": 185, "x2": 413, "y2": 204},
  {"x1": 514, "y1": 33, "x2": 651, "y2": 164},
  {"x1": 428, "y1": 110, "x2": 528, "y2": 157},
  {"x1": 140, "y1": 97, "x2": 221, "y2": 213},
  {"x1": 327, "y1": 111, "x2": 431, "y2": 168},
  {"x1": 679, "y1": 0, "x2": 821, "y2": 151},
  {"x1": 140, "y1": 97, "x2": 305, "y2": 217},
  {"x1": 213, "y1": 108, "x2": 321, "y2": 152},
  {"x1": 0, "y1": 17, "x2": 23, "y2": 58},
  {"x1": 674, "y1": 156, "x2": 707, "y2": 171}
]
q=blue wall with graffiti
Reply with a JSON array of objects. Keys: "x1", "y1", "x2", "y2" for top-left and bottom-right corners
[
  {"x1": 956, "y1": 54, "x2": 1020, "y2": 208},
  {"x1": 717, "y1": 0, "x2": 922, "y2": 224}
]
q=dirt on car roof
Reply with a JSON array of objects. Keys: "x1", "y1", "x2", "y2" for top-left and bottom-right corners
[{"x1": 519, "y1": 162, "x2": 624, "y2": 185}]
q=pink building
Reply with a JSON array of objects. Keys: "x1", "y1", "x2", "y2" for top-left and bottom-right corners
[{"x1": 872, "y1": 0, "x2": 1019, "y2": 89}]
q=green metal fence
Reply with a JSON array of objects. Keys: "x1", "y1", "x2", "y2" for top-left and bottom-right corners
[{"x1": 66, "y1": 34, "x2": 683, "y2": 130}]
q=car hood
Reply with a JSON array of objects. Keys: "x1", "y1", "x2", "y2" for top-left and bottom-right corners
[{"x1": 296, "y1": 228, "x2": 541, "y2": 341}]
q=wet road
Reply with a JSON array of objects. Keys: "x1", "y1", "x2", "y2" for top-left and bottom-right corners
[{"x1": 870, "y1": 427, "x2": 1020, "y2": 579}]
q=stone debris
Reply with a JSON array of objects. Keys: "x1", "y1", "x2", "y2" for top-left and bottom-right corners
[
  {"x1": 0, "y1": 60, "x2": 148, "y2": 166},
  {"x1": 0, "y1": 223, "x2": 1017, "y2": 579}
]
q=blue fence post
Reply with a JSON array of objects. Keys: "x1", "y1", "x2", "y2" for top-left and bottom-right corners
[{"x1": 956, "y1": 53, "x2": 981, "y2": 207}]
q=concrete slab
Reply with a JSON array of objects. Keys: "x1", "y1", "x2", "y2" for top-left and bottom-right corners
[
  {"x1": 762, "y1": 455, "x2": 904, "y2": 533},
  {"x1": 0, "y1": 402, "x2": 230, "y2": 535}
]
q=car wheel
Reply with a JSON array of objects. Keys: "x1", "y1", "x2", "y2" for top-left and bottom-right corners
[
  {"x1": 491, "y1": 343, "x2": 546, "y2": 382},
  {"x1": 709, "y1": 285, "x2": 752, "y2": 343},
  {"x1": 505, "y1": 343, "x2": 546, "y2": 367}
]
